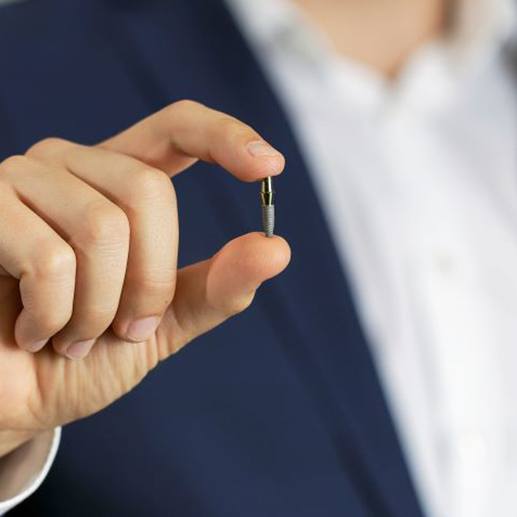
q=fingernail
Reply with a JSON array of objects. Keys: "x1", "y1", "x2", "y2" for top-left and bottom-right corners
[
  {"x1": 126, "y1": 316, "x2": 160, "y2": 342},
  {"x1": 24, "y1": 339, "x2": 48, "y2": 353},
  {"x1": 247, "y1": 140, "x2": 282, "y2": 158},
  {"x1": 65, "y1": 339, "x2": 95, "y2": 360}
]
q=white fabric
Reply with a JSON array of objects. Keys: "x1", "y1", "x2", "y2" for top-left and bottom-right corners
[
  {"x1": 227, "y1": 1, "x2": 517, "y2": 516},
  {"x1": 0, "y1": 428, "x2": 60, "y2": 515}
]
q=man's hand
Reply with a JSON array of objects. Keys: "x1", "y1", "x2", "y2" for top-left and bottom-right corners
[{"x1": 0, "y1": 100, "x2": 290, "y2": 457}]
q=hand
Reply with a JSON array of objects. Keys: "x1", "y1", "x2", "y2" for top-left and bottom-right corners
[{"x1": 0, "y1": 100, "x2": 290, "y2": 457}]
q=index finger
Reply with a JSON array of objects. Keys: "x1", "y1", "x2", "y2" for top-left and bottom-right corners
[{"x1": 99, "y1": 100, "x2": 285, "y2": 182}]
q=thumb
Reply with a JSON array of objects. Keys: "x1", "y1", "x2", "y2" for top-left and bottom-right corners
[{"x1": 156, "y1": 232, "x2": 291, "y2": 357}]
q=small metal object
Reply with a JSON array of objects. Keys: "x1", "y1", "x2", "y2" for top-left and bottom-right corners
[{"x1": 260, "y1": 177, "x2": 275, "y2": 237}]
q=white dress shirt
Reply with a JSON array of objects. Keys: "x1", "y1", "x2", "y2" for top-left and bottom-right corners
[
  {"x1": 3, "y1": 0, "x2": 517, "y2": 515},
  {"x1": 227, "y1": 1, "x2": 517, "y2": 516}
]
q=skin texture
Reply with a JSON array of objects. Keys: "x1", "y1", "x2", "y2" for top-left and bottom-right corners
[
  {"x1": 0, "y1": 100, "x2": 291, "y2": 458},
  {"x1": 294, "y1": 0, "x2": 447, "y2": 77}
]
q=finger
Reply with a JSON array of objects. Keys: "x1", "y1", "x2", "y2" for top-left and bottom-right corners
[
  {"x1": 29, "y1": 139, "x2": 178, "y2": 342},
  {"x1": 100, "y1": 100, "x2": 285, "y2": 181},
  {"x1": 2, "y1": 155, "x2": 130, "y2": 359},
  {"x1": 154, "y1": 232, "x2": 291, "y2": 359},
  {"x1": 0, "y1": 175, "x2": 75, "y2": 352}
]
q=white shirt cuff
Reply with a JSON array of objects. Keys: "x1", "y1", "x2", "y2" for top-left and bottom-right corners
[{"x1": 0, "y1": 427, "x2": 61, "y2": 515}]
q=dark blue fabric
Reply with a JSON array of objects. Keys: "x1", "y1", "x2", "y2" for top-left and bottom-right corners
[{"x1": 0, "y1": 1, "x2": 424, "y2": 515}]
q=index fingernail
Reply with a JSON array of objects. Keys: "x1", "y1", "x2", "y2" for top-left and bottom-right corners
[{"x1": 247, "y1": 140, "x2": 282, "y2": 158}]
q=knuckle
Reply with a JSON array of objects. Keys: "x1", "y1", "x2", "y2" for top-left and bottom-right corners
[
  {"x1": 218, "y1": 116, "x2": 251, "y2": 144},
  {"x1": 22, "y1": 250, "x2": 75, "y2": 333},
  {"x1": 170, "y1": 99, "x2": 202, "y2": 114},
  {"x1": 127, "y1": 168, "x2": 174, "y2": 205},
  {"x1": 26, "y1": 137, "x2": 68, "y2": 159},
  {"x1": 35, "y1": 308, "x2": 72, "y2": 335},
  {"x1": 218, "y1": 116, "x2": 240, "y2": 134},
  {"x1": 31, "y1": 243, "x2": 76, "y2": 280},
  {"x1": 0, "y1": 155, "x2": 30, "y2": 176},
  {"x1": 80, "y1": 201, "x2": 130, "y2": 247},
  {"x1": 76, "y1": 305, "x2": 118, "y2": 333},
  {"x1": 129, "y1": 269, "x2": 175, "y2": 303}
]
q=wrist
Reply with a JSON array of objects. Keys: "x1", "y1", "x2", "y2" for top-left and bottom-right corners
[{"x1": 0, "y1": 430, "x2": 39, "y2": 460}]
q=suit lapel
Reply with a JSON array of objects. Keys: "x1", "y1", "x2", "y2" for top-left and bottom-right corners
[{"x1": 33, "y1": 1, "x2": 423, "y2": 514}]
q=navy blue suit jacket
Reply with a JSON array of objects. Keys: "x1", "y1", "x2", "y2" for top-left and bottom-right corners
[{"x1": 0, "y1": 1, "x2": 425, "y2": 515}]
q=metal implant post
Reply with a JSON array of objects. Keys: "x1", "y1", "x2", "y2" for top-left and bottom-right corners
[{"x1": 260, "y1": 177, "x2": 275, "y2": 237}]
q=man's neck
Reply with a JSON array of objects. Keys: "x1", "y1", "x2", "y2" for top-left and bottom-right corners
[{"x1": 294, "y1": 0, "x2": 448, "y2": 77}]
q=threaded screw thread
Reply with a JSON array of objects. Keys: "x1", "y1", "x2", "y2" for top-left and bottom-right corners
[{"x1": 262, "y1": 205, "x2": 275, "y2": 237}]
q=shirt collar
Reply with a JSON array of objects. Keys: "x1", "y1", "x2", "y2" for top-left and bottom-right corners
[
  {"x1": 453, "y1": 0, "x2": 517, "y2": 57},
  {"x1": 226, "y1": 0, "x2": 517, "y2": 114},
  {"x1": 226, "y1": 0, "x2": 517, "y2": 73},
  {"x1": 225, "y1": 0, "x2": 299, "y2": 51}
]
